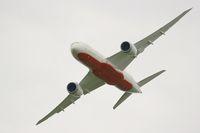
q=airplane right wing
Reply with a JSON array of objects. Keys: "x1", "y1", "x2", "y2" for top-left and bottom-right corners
[
  {"x1": 36, "y1": 94, "x2": 80, "y2": 125},
  {"x1": 107, "y1": 8, "x2": 191, "y2": 70},
  {"x1": 79, "y1": 71, "x2": 105, "y2": 94},
  {"x1": 36, "y1": 71, "x2": 105, "y2": 125}
]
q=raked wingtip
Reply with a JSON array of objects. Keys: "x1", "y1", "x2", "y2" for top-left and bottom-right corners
[
  {"x1": 185, "y1": 8, "x2": 193, "y2": 13},
  {"x1": 36, "y1": 121, "x2": 41, "y2": 125}
]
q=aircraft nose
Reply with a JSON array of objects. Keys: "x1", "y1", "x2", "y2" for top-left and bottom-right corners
[
  {"x1": 71, "y1": 42, "x2": 80, "y2": 54},
  {"x1": 71, "y1": 42, "x2": 85, "y2": 59},
  {"x1": 71, "y1": 42, "x2": 78, "y2": 51}
]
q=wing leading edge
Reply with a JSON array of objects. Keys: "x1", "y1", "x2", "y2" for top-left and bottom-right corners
[
  {"x1": 36, "y1": 94, "x2": 80, "y2": 125},
  {"x1": 107, "y1": 8, "x2": 192, "y2": 70},
  {"x1": 36, "y1": 71, "x2": 105, "y2": 125},
  {"x1": 135, "y1": 8, "x2": 192, "y2": 54}
]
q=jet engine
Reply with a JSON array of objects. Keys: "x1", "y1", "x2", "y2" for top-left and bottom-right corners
[
  {"x1": 67, "y1": 82, "x2": 83, "y2": 97},
  {"x1": 120, "y1": 41, "x2": 137, "y2": 56}
]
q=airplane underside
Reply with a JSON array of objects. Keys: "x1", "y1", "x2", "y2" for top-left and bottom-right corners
[
  {"x1": 78, "y1": 52, "x2": 133, "y2": 91},
  {"x1": 36, "y1": 8, "x2": 191, "y2": 125}
]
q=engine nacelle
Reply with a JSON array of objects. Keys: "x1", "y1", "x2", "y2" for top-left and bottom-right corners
[
  {"x1": 67, "y1": 82, "x2": 83, "y2": 97},
  {"x1": 120, "y1": 41, "x2": 137, "y2": 56}
]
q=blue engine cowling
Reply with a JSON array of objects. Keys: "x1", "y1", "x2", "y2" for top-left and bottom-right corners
[
  {"x1": 120, "y1": 41, "x2": 137, "y2": 56},
  {"x1": 67, "y1": 82, "x2": 83, "y2": 97}
]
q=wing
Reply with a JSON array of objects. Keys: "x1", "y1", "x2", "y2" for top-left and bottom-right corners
[
  {"x1": 36, "y1": 71, "x2": 105, "y2": 125},
  {"x1": 36, "y1": 94, "x2": 79, "y2": 125},
  {"x1": 107, "y1": 51, "x2": 135, "y2": 70},
  {"x1": 107, "y1": 8, "x2": 191, "y2": 70},
  {"x1": 79, "y1": 71, "x2": 105, "y2": 94},
  {"x1": 134, "y1": 8, "x2": 191, "y2": 54}
]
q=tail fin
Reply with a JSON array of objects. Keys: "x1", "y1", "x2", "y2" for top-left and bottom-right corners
[
  {"x1": 113, "y1": 70, "x2": 166, "y2": 109},
  {"x1": 137, "y1": 70, "x2": 166, "y2": 87}
]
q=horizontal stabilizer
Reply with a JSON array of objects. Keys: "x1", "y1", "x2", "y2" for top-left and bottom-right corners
[
  {"x1": 113, "y1": 92, "x2": 132, "y2": 109},
  {"x1": 137, "y1": 70, "x2": 166, "y2": 87},
  {"x1": 113, "y1": 70, "x2": 165, "y2": 109}
]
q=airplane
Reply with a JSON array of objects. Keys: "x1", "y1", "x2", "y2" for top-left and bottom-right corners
[{"x1": 36, "y1": 8, "x2": 191, "y2": 125}]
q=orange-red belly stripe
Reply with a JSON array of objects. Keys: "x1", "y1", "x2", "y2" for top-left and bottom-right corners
[{"x1": 78, "y1": 53, "x2": 132, "y2": 91}]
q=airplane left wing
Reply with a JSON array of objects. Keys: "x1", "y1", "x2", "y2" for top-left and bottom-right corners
[
  {"x1": 107, "y1": 51, "x2": 135, "y2": 70},
  {"x1": 134, "y1": 8, "x2": 192, "y2": 54},
  {"x1": 107, "y1": 8, "x2": 191, "y2": 70}
]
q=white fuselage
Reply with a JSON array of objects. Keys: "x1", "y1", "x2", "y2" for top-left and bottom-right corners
[{"x1": 71, "y1": 42, "x2": 140, "y2": 93}]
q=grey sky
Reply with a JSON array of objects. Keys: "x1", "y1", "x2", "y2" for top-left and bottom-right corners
[{"x1": 0, "y1": 0, "x2": 199, "y2": 133}]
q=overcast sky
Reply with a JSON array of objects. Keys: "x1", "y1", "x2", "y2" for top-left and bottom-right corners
[{"x1": 0, "y1": 0, "x2": 200, "y2": 133}]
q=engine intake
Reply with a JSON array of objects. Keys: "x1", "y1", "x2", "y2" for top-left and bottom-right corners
[
  {"x1": 121, "y1": 41, "x2": 131, "y2": 52},
  {"x1": 67, "y1": 82, "x2": 83, "y2": 97},
  {"x1": 120, "y1": 41, "x2": 137, "y2": 57}
]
